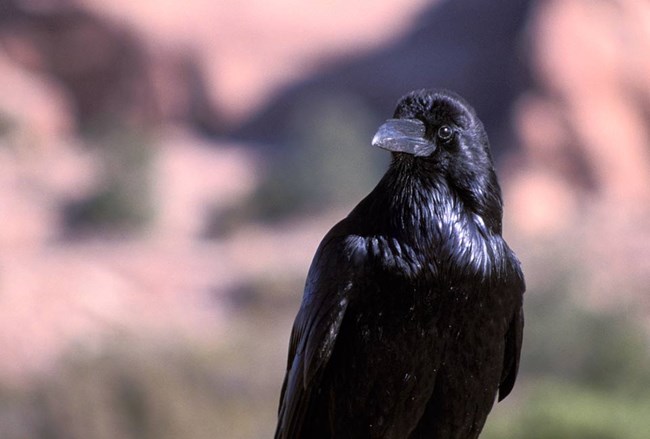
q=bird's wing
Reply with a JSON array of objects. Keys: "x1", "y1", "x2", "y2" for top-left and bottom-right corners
[
  {"x1": 498, "y1": 257, "x2": 525, "y2": 401},
  {"x1": 275, "y1": 231, "x2": 362, "y2": 439},
  {"x1": 498, "y1": 305, "x2": 523, "y2": 401}
]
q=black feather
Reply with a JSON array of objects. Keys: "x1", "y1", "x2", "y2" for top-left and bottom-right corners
[{"x1": 275, "y1": 89, "x2": 525, "y2": 439}]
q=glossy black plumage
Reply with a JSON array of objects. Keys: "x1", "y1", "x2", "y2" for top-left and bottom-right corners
[{"x1": 275, "y1": 89, "x2": 525, "y2": 439}]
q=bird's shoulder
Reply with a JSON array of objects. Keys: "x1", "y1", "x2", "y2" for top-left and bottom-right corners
[{"x1": 275, "y1": 220, "x2": 362, "y2": 439}]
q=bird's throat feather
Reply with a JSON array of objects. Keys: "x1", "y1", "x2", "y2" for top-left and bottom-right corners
[{"x1": 347, "y1": 162, "x2": 507, "y2": 281}]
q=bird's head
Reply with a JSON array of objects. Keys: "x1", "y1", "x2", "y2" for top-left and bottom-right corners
[{"x1": 372, "y1": 89, "x2": 503, "y2": 231}]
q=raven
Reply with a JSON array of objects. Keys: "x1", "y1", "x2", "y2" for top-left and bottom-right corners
[{"x1": 275, "y1": 89, "x2": 525, "y2": 439}]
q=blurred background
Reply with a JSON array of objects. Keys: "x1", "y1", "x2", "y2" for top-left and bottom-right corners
[{"x1": 1, "y1": 0, "x2": 650, "y2": 437}]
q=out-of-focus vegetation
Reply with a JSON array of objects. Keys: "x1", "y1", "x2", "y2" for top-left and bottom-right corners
[
  {"x1": 63, "y1": 127, "x2": 156, "y2": 235},
  {"x1": 0, "y1": 278, "x2": 297, "y2": 439},
  {"x1": 486, "y1": 381, "x2": 650, "y2": 439},
  {"x1": 484, "y1": 266, "x2": 650, "y2": 438},
  {"x1": 245, "y1": 92, "x2": 386, "y2": 222},
  {"x1": 0, "y1": 341, "x2": 277, "y2": 439},
  {"x1": 1, "y1": 260, "x2": 648, "y2": 438}
]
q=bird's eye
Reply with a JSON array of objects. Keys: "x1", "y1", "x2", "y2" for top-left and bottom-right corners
[{"x1": 436, "y1": 125, "x2": 454, "y2": 142}]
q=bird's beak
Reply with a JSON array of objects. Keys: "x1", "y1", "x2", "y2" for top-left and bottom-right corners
[{"x1": 371, "y1": 119, "x2": 435, "y2": 156}]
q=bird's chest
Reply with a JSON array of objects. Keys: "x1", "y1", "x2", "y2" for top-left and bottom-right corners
[
  {"x1": 352, "y1": 272, "x2": 504, "y2": 339},
  {"x1": 346, "y1": 271, "x2": 463, "y2": 361}
]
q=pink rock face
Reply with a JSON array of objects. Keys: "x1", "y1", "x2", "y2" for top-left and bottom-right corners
[
  {"x1": 0, "y1": 0, "x2": 431, "y2": 379},
  {"x1": 1, "y1": 0, "x2": 650, "y2": 382},
  {"x1": 79, "y1": 0, "x2": 433, "y2": 123},
  {"x1": 508, "y1": 0, "x2": 650, "y2": 307}
]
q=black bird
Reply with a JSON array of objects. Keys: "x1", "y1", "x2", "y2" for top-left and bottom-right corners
[{"x1": 275, "y1": 89, "x2": 525, "y2": 439}]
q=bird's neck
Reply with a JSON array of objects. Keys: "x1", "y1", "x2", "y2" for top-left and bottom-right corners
[
  {"x1": 383, "y1": 165, "x2": 465, "y2": 246},
  {"x1": 354, "y1": 159, "x2": 506, "y2": 279},
  {"x1": 382, "y1": 157, "x2": 502, "y2": 234}
]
